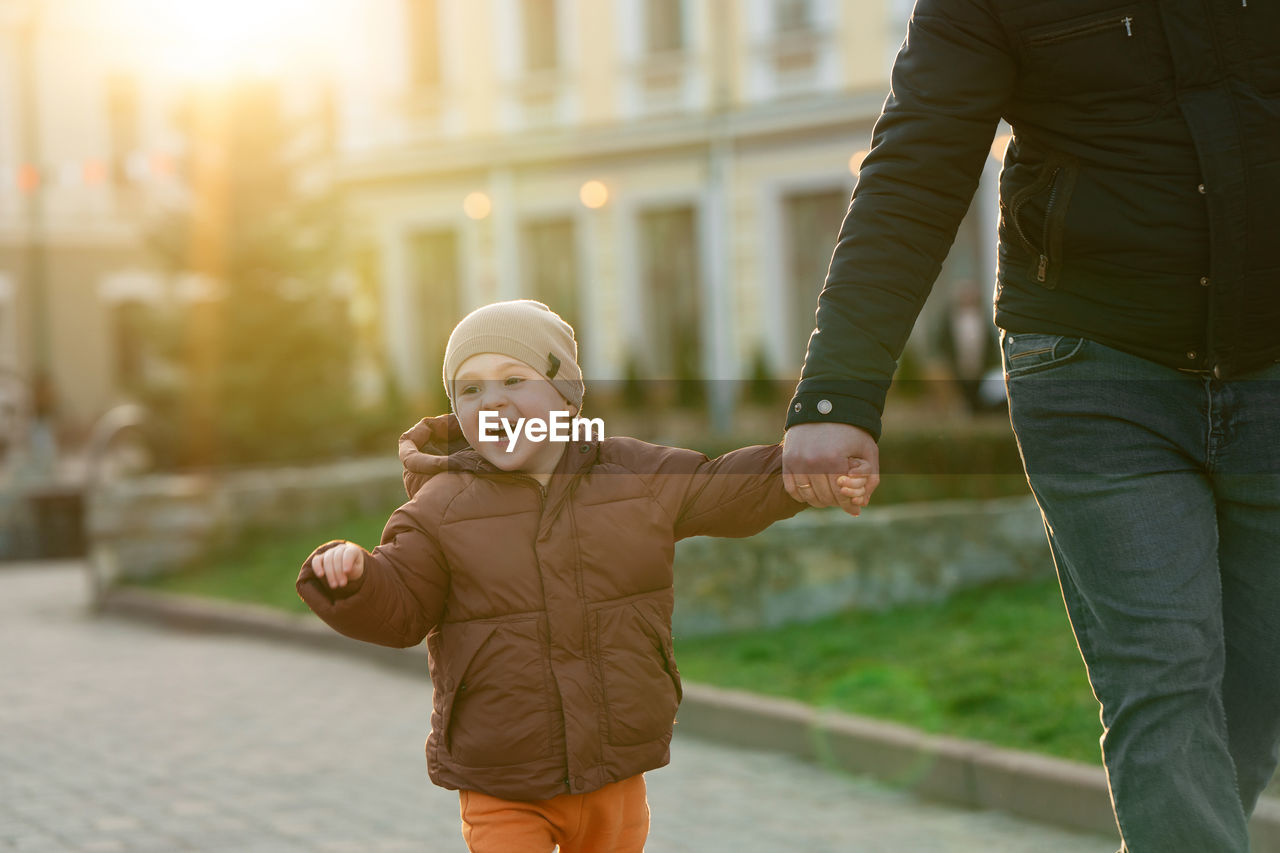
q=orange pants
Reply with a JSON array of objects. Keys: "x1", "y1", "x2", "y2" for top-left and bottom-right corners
[{"x1": 459, "y1": 774, "x2": 649, "y2": 853}]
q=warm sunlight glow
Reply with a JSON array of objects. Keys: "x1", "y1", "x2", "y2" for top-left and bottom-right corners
[
  {"x1": 847, "y1": 149, "x2": 868, "y2": 175},
  {"x1": 991, "y1": 133, "x2": 1013, "y2": 162},
  {"x1": 112, "y1": 0, "x2": 347, "y2": 81}
]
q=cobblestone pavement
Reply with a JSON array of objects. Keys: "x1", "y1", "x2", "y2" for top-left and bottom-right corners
[{"x1": 2, "y1": 564, "x2": 1115, "y2": 852}]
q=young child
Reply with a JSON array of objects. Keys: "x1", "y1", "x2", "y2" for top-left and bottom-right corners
[{"x1": 297, "y1": 300, "x2": 866, "y2": 852}]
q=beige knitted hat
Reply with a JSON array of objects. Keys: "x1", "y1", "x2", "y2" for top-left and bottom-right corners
[{"x1": 442, "y1": 300, "x2": 584, "y2": 410}]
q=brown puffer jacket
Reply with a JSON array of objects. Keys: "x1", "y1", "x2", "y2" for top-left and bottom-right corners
[{"x1": 297, "y1": 415, "x2": 805, "y2": 801}]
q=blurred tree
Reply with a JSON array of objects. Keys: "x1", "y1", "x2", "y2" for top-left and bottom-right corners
[
  {"x1": 746, "y1": 346, "x2": 785, "y2": 407},
  {"x1": 143, "y1": 79, "x2": 355, "y2": 468}
]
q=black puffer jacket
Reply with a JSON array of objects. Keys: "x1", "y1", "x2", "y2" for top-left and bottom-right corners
[{"x1": 788, "y1": 0, "x2": 1280, "y2": 440}]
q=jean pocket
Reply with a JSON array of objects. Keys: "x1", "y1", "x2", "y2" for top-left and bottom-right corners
[{"x1": 1002, "y1": 332, "x2": 1087, "y2": 377}]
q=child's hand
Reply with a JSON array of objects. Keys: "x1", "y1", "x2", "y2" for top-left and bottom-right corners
[
  {"x1": 783, "y1": 422, "x2": 879, "y2": 517},
  {"x1": 836, "y1": 466, "x2": 872, "y2": 515},
  {"x1": 312, "y1": 542, "x2": 365, "y2": 590}
]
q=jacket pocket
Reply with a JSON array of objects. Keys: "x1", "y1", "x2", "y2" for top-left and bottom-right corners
[
  {"x1": 1020, "y1": 6, "x2": 1157, "y2": 98},
  {"x1": 1232, "y1": 2, "x2": 1280, "y2": 95},
  {"x1": 1005, "y1": 156, "x2": 1078, "y2": 290},
  {"x1": 637, "y1": 601, "x2": 683, "y2": 706},
  {"x1": 1002, "y1": 332, "x2": 1088, "y2": 378},
  {"x1": 438, "y1": 617, "x2": 553, "y2": 768},
  {"x1": 592, "y1": 599, "x2": 680, "y2": 747}
]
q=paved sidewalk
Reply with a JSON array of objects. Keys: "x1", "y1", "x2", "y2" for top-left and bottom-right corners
[{"x1": 1, "y1": 564, "x2": 1114, "y2": 852}]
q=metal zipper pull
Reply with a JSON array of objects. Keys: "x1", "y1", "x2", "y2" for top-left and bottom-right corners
[
  {"x1": 1122, "y1": 15, "x2": 1133, "y2": 36},
  {"x1": 1037, "y1": 255, "x2": 1048, "y2": 282}
]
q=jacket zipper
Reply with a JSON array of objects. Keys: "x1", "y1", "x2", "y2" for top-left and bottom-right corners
[
  {"x1": 481, "y1": 465, "x2": 548, "y2": 502},
  {"x1": 522, "y1": 477, "x2": 548, "y2": 503},
  {"x1": 1027, "y1": 14, "x2": 1135, "y2": 47},
  {"x1": 1037, "y1": 168, "x2": 1062, "y2": 283},
  {"x1": 1011, "y1": 166, "x2": 1061, "y2": 283}
]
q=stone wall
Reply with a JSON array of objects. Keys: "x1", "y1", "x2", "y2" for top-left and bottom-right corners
[
  {"x1": 88, "y1": 458, "x2": 406, "y2": 579},
  {"x1": 89, "y1": 460, "x2": 1053, "y2": 633},
  {"x1": 672, "y1": 496, "x2": 1051, "y2": 636}
]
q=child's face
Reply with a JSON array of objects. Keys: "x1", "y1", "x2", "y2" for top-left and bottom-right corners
[{"x1": 453, "y1": 353, "x2": 577, "y2": 481}]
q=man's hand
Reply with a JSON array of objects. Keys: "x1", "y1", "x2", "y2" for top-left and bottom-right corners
[
  {"x1": 312, "y1": 542, "x2": 364, "y2": 590},
  {"x1": 782, "y1": 422, "x2": 881, "y2": 517}
]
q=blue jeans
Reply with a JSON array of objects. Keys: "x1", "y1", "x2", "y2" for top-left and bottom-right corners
[{"x1": 1002, "y1": 332, "x2": 1280, "y2": 853}]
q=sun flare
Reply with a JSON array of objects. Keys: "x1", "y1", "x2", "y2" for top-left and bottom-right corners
[{"x1": 111, "y1": 0, "x2": 347, "y2": 82}]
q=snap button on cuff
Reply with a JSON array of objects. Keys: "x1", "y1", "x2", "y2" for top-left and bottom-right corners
[{"x1": 816, "y1": 399, "x2": 833, "y2": 415}]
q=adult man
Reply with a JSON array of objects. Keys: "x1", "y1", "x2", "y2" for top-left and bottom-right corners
[{"x1": 781, "y1": 1, "x2": 1280, "y2": 850}]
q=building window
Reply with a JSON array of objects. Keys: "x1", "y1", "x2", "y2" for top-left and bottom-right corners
[
  {"x1": 521, "y1": 218, "x2": 580, "y2": 340},
  {"x1": 768, "y1": 0, "x2": 825, "y2": 84},
  {"x1": 407, "y1": 230, "x2": 460, "y2": 406},
  {"x1": 782, "y1": 189, "x2": 848, "y2": 360},
  {"x1": 522, "y1": 0, "x2": 560, "y2": 72},
  {"x1": 405, "y1": 0, "x2": 442, "y2": 93},
  {"x1": 646, "y1": 0, "x2": 685, "y2": 54},
  {"x1": 634, "y1": 0, "x2": 691, "y2": 112},
  {"x1": 774, "y1": 0, "x2": 813, "y2": 32},
  {"x1": 638, "y1": 206, "x2": 701, "y2": 401}
]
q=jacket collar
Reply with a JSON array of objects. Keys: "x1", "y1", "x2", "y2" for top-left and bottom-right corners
[
  {"x1": 454, "y1": 438, "x2": 600, "y2": 481},
  {"x1": 412, "y1": 412, "x2": 601, "y2": 490}
]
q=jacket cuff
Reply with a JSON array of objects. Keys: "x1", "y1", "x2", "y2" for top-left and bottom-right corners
[
  {"x1": 296, "y1": 541, "x2": 368, "y2": 606},
  {"x1": 784, "y1": 392, "x2": 883, "y2": 443}
]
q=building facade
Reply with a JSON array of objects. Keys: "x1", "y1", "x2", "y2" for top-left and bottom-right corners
[
  {"x1": 330, "y1": 0, "x2": 1001, "y2": 416},
  {"x1": 0, "y1": 0, "x2": 190, "y2": 431},
  {"x1": 0, "y1": 0, "x2": 1002, "y2": 435}
]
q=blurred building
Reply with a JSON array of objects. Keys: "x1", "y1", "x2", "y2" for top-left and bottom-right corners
[
  {"x1": 329, "y1": 0, "x2": 1001, "y2": 414},
  {"x1": 0, "y1": 0, "x2": 1001, "y2": 435},
  {"x1": 0, "y1": 0, "x2": 189, "y2": 431},
  {"x1": 0, "y1": 0, "x2": 333, "y2": 434}
]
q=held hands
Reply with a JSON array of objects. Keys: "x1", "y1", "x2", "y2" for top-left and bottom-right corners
[
  {"x1": 782, "y1": 422, "x2": 881, "y2": 517},
  {"x1": 312, "y1": 542, "x2": 364, "y2": 590}
]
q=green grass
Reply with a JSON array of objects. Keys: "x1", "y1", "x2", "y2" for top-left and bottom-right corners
[
  {"x1": 858, "y1": 474, "x2": 1030, "y2": 504},
  {"x1": 673, "y1": 579, "x2": 1103, "y2": 765},
  {"x1": 140, "y1": 509, "x2": 396, "y2": 615},
  {"x1": 141, "y1": 463, "x2": 1033, "y2": 615},
  {"x1": 140, "y1": 503, "x2": 1101, "y2": 765}
]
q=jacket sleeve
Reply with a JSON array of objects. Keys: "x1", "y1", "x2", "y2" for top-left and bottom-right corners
[
  {"x1": 644, "y1": 443, "x2": 807, "y2": 540},
  {"x1": 296, "y1": 501, "x2": 449, "y2": 648},
  {"x1": 786, "y1": 0, "x2": 1015, "y2": 441}
]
